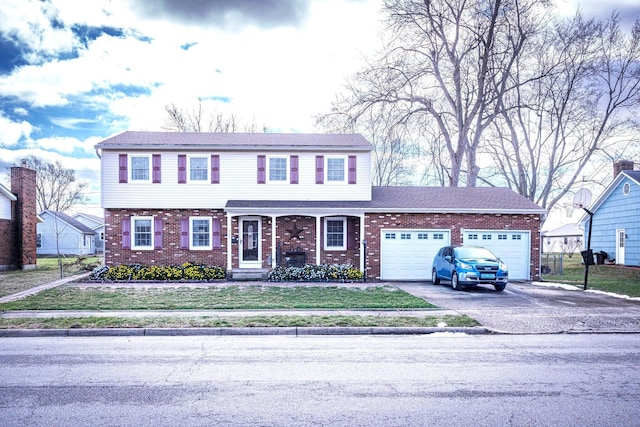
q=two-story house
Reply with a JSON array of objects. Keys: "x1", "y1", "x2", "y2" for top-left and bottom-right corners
[{"x1": 96, "y1": 131, "x2": 546, "y2": 280}]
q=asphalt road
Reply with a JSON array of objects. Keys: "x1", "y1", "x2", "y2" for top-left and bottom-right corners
[
  {"x1": 1, "y1": 334, "x2": 640, "y2": 426},
  {"x1": 396, "y1": 281, "x2": 640, "y2": 334}
]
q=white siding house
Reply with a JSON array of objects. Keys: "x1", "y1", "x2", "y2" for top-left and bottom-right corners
[{"x1": 37, "y1": 210, "x2": 96, "y2": 256}]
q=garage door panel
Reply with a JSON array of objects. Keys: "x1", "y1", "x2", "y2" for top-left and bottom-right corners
[
  {"x1": 381, "y1": 230, "x2": 450, "y2": 280},
  {"x1": 464, "y1": 231, "x2": 530, "y2": 280}
]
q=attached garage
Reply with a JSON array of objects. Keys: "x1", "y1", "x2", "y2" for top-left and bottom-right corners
[
  {"x1": 463, "y1": 230, "x2": 531, "y2": 280},
  {"x1": 380, "y1": 229, "x2": 451, "y2": 280}
]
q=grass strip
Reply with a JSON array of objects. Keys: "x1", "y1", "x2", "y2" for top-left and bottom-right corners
[
  {"x1": 0, "y1": 314, "x2": 478, "y2": 329},
  {"x1": 0, "y1": 285, "x2": 436, "y2": 311},
  {"x1": 542, "y1": 263, "x2": 640, "y2": 297}
]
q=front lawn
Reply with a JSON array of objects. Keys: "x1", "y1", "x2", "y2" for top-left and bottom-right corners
[{"x1": 0, "y1": 285, "x2": 436, "y2": 311}]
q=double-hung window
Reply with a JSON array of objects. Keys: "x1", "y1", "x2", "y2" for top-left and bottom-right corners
[
  {"x1": 326, "y1": 156, "x2": 346, "y2": 183},
  {"x1": 132, "y1": 216, "x2": 153, "y2": 250},
  {"x1": 268, "y1": 156, "x2": 288, "y2": 183},
  {"x1": 189, "y1": 156, "x2": 208, "y2": 182},
  {"x1": 324, "y1": 217, "x2": 346, "y2": 250},
  {"x1": 190, "y1": 217, "x2": 212, "y2": 250},
  {"x1": 130, "y1": 155, "x2": 151, "y2": 182}
]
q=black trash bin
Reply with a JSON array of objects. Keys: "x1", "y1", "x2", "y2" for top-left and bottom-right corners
[{"x1": 581, "y1": 249, "x2": 595, "y2": 266}]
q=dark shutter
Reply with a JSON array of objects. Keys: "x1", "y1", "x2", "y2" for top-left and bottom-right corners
[
  {"x1": 154, "y1": 217, "x2": 163, "y2": 249},
  {"x1": 180, "y1": 218, "x2": 189, "y2": 249},
  {"x1": 152, "y1": 154, "x2": 161, "y2": 183},
  {"x1": 315, "y1": 155, "x2": 324, "y2": 184},
  {"x1": 290, "y1": 155, "x2": 299, "y2": 184},
  {"x1": 211, "y1": 155, "x2": 220, "y2": 184},
  {"x1": 257, "y1": 155, "x2": 266, "y2": 184},
  {"x1": 348, "y1": 155, "x2": 357, "y2": 184},
  {"x1": 178, "y1": 155, "x2": 187, "y2": 184},
  {"x1": 122, "y1": 217, "x2": 131, "y2": 249},
  {"x1": 119, "y1": 154, "x2": 128, "y2": 183},
  {"x1": 212, "y1": 218, "x2": 221, "y2": 248}
]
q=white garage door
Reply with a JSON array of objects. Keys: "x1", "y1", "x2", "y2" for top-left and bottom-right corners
[
  {"x1": 463, "y1": 230, "x2": 530, "y2": 280},
  {"x1": 380, "y1": 229, "x2": 451, "y2": 280}
]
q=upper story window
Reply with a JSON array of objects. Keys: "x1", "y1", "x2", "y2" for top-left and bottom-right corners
[
  {"x1": 326, "y1": 156, "x2": 346, "y2": 183},
  {"x1": 130, "y1": 155, "x2": 151, "y2": 182},
  {"x1": 324, "y1": 217, "x2": 346, "y2": 250},
  {"x1": 132, "y1": 216, "x2": 153, "y2": 250},
  {"x1": 189, "y1": 156, "x2": 209, "y2": 182},
  {"x1": 268, "y1": 156, "x2": 288, "y2": 182}
]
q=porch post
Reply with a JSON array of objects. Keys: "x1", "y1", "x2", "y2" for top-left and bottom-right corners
[
  {"x1": 271, "y1": 215, "x2": 277, "y2": 268},
  {"x1": 226, "y1": 214, "x2": 233, "y2": 273},
  {"x1": 360, "y1": 214, "x2": 366, "y2": 273},
  {"x1": 316, "y1": 216, "x2": 321, "y2": 265}
]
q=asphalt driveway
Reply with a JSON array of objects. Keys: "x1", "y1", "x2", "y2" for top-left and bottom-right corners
[{"x1": 396, "y1": 281, "x2": 640, "y2": 334}]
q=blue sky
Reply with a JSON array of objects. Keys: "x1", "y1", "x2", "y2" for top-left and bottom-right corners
[{"x1": 0, "y1": 0, "x2": 635, "y2": 214}]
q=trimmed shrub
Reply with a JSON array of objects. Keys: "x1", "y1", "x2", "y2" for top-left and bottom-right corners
[
  {"x1": 267, "y1": 263, "x2": 364, "y2": 282},
  {"x1": 90, "y1": 262, "x2": 225, "y2": 282}
]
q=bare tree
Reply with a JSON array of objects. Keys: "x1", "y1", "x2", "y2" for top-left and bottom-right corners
[
  {"x1": 327, "y1": 0, "x2": 546, "y2": 187},
  {"x1": 12, "y1": 155, "x2": 88, "y2": 213},
  {"x1": 163, "y1": 99, "x2": 261, "y2": 133},
  {"x1": 317, "y1": 104, "x2": 419, "y2": 186},
  {"x1": 485, "y1": 13, "x2": 640, "y2": 211}
]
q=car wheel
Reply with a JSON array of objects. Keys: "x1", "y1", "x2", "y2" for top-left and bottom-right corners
[
  {"x1": 451, "y1": 272, "x2": 462, "y2": 291},
  {"x1": 432, "y1": 268, "x2": 440, "y2": 285},
  {"x1": 494, "y1": 284, "x2": 506, "y2": 292}
]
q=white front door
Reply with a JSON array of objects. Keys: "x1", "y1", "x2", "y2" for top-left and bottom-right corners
[
  {"x1": 616, "y1": 229, "x2": 625, "y2": 265},
  {"x1": 239, "y1": 217, "x2": 262, "y2": 268}
]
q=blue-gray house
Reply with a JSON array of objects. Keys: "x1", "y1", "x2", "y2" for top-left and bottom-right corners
[{"x1": 579, "y1": 161, "x2": 639, "y2": 266}]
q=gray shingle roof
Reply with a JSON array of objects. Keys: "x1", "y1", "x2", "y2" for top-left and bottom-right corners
[
  {"x1": 95, "y1": 131, "x2": 372, "y2": 151},
  {"x1": 43, "y1": 211, "x2": 96, "y2": 234},
  {"x1": 226, "y1": 186, "x2": 546, "y2": 214}
]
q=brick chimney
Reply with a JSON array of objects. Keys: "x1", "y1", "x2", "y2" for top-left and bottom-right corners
[
  {"x1": 613, "y1": 160, "x2": 634, "y2": 180},
  {"x1": 11, "y1": 163, "x2": 37, "y2": 270}
]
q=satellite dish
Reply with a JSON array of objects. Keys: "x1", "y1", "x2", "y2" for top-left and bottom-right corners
[{"x1": 573, "y1": 188, "x2": 592, "y2": 209}]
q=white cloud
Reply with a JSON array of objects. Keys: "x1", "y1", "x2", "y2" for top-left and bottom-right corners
[{"x1": 0, "y1": 114, "x2": 33, "y2": 146}]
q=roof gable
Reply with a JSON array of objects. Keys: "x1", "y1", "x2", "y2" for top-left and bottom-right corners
[
  {"x1": 579, "y1": 170, "x2": 640, "y2": 223},
  {"x1": 95, "y1": 131, "x2": 373, "y2": 152}
]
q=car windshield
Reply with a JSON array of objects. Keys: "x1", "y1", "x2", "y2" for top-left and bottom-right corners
[{"x1": 454, "y1": 247, "x2": 497, "y2": 260}]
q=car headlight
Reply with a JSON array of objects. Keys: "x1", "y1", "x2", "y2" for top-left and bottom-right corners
[
  {"x1": 458, "y1": 261, "x2": 472, "y2": 270},
  {"x1": 499, "y1": 262, "x2": 508, "y2": 272}
]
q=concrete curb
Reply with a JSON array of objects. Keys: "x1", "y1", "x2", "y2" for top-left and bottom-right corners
[{"x1": 0, "y1": 326, "x2": 492, "y2": 338}]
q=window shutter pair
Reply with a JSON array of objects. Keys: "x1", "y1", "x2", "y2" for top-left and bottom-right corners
[
  {"x1": 119, "y1": 154, "x2": 162, "y2": 183},
  {"x1": 257, "y1": 155, "x2": 299, "y2": 184},
  {"x1": 315, "y1": 155, "x2": 357, "y2": 184},
  {"x1": 179, "y1": 218, "x2": 222, "y2": 249},
  {"x1": 121, "y1": 217, "x2": 164, "y2": 249},
  {"x1": 179, "y1": 155, "x2": 219, "y2": 183}
]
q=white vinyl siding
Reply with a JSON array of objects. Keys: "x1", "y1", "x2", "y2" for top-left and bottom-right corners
[
  {"x1": 0, "y1": 195, "x2": 11, "y2": 220},
  {"x1": 100, "y1": 151, "x2": 371, "y2": 208}
]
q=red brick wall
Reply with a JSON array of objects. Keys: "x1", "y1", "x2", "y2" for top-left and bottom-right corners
[
  {"x1": 105, "y1": 209, "x2": 227, "y2": 267},
  {"x1": 6, "y1": 166, "x2": 37, "y2": 270},
  {"x1": 363, "y1": 212, "x2": 542, "y2": 280}
]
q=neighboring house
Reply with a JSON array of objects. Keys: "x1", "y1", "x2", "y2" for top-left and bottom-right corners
[
  {"x1": 542, "y1": 223, "x2": 583, "y2": 255},
  {"x1": 73, "y1": 213, "x2": 105, "y2": 253},
  {"x1": 579, "y1": 160, "x2": 640, "y2": 266},
  {"x1": 37, "y1": 210, "x2": 97, "y2": 256},
  {"x1": 0, "y1": 164, "x2": 38, "y2": 270},
  {"x1": 95, "y1": 131, "x2": 546, "y2": 280}
]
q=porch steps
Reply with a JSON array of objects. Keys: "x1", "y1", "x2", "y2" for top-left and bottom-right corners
[{"x1": 229, "y1": 268, "x2": 270, "y2": 281}]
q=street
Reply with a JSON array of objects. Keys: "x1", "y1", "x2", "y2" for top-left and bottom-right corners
[{"x1": 2, "y1": 334, "x2": 640, "y2": 426}]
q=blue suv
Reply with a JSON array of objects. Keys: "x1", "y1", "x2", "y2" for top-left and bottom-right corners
[{"x1": 432, "y1": 246, "x2": 508, "y2": 292}]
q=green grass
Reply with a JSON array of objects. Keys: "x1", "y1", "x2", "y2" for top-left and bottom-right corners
[
  {"x1": 0, "y1": 314, "x2": 478, "y2": 329},
  {"x1": 542, "y1": 255, "x2": 640, "y2": 297},
  {"x1": 0, "y1": 256, "x2": 101, "y2": 297},
  {"x1": 0, "y1": 285, "x2": 436, "y2": 311}
]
